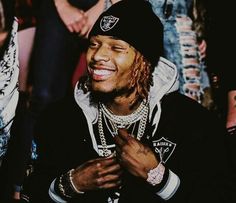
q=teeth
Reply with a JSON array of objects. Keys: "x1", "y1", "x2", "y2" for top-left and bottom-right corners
[{"x1": 93, "y1": 69, "x2": 112, "y2": 76}]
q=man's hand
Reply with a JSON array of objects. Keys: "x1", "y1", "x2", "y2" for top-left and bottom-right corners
[
  {"x1": 71, "y1": 156, "x2": 122, "y2": 192},
  {"x1": 114, "y1": 128, "x2": 159, "y2": 180}
]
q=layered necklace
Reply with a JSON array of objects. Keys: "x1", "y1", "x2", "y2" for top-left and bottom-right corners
[{"x1": 98, "y1": 100, "x2": 149, "y2": 157}]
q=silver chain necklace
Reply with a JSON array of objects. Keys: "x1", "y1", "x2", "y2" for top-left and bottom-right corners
[
  {"x1": 100, "y1": 100, "x2": 148, "y2": 128},
  {"x1": 98, "y1": 101, "x2": 149, "y2": 157}
]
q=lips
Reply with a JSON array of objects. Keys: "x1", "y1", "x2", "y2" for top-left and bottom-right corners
[{"x1": 88, "y1": 67, "x2": 115, "y2": 81}]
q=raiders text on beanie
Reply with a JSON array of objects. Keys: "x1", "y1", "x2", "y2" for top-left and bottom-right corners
[{"x1": 89, "y1": 0, "x2": 164, "y2": 67}]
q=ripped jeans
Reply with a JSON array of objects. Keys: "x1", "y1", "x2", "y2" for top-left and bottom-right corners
[{"x1": 148, "y1": 0, "x2": 210, "y2": 103}]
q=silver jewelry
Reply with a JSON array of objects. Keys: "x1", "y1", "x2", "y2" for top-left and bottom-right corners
[
  {"x1": 100, "y1": 100, "x2": 148, "y2": 128},
  {"x1": 98, "y1": 100, "x2": 149, "y2": 157},
  {"x1": 57, "y1": 169, "x2": 84, "y2": 199},
  {"x1": 146, "y1": 163, "x2": 165, "y2": 186},
  {"x1": 68, "y1": 169, "x2": 85, "y2": 194},
  {"x1": 98, "y1": 108, "x2": 111, "y2": 157}
]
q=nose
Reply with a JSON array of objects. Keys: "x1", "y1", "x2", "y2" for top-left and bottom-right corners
[{"x1": 92, "y1": 45, "x2": 110, "y2": 62}]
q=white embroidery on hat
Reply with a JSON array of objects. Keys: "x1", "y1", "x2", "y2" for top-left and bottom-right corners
[{"x1": 100, "y1": 15, "x2": 119, "y2": 32}]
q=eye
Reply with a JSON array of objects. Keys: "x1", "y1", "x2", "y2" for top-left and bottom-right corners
[
  {"x1": 89, "y1": 41, "x2": 99, "y2": 49},
  {"x1": 111, "y1": 45, "x2": 126, "y2": 52}
]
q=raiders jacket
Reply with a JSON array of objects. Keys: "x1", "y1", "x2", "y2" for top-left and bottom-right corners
[{"x1": 28, "y1": 58, "x2": 235, "y2": 203}]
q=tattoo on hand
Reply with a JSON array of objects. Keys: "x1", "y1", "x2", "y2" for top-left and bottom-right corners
[{"x1": 137, "y1": 146, "x2": 150, "y2": 155}]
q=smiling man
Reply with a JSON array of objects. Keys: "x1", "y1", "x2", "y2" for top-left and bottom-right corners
[{"x1": 27, "y1": 1, "x2": 235, "y2": 203}]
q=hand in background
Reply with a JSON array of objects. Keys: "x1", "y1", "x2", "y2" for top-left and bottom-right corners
[
  {"x1": 79, "y1": 0, "x2": 105, "y2": 37},
  {"x1": 76, "y1": 0, "x2": 121, "y2": 37},
  {"x1": 54, "y1": 0, "x2": 87, "y2": 33}
]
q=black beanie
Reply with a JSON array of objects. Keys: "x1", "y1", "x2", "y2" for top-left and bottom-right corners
[{"x1": 89, "y1": 0, "x2": 164, "y2": 67}]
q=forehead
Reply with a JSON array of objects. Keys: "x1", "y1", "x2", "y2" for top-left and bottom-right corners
[{"x1": 90, "y1": 35, "x2": 131, "y2": 47}]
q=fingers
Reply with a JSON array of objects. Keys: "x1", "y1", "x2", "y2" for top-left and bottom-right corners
[
  {"x1": 114, "y1": 134, "x2": 126, "y2": 147},
  {"x1": 97, "y1": 176, "x2": 122, "y2": 189},
  {"x1": 99, "y1": 156, "x2": 118, "y2": 168},
  {"x1": 95, "y1": 158, "x2": 122, "y2": 189},
  {"x1": 94, "y1": 156, "x2": 121, "y2": 173},
  {"x1": 118, "y1": 128, "x2": 130, "y2": 138},
  {"x1": 98, "y1": 162, "x2": 121, "y2": 176},
  {"x1": 67, "y1": 17, "x2": 86, "y2": 33},
  {"x1": 114, "y1": 128, "x2": 132, "y2": 146},
  {"x1": 73, "y1": 157, "x2": 122, "y2": 191},
  {"x1": 65, "y1": 10, "x2": 87, "y2": 33},
  {"x1": 79, "y1": 22, "x2": 90, "y2": 37},
  {"x1": 96, "y1": 168, "x2": 122, "y2": 189}
]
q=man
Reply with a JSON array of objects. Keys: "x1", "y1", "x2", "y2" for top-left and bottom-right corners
[
  {"x1": 28, "y1": 1, "x2": 234, "y2": 202},
  {"x1": 206, "y1": 0, "x2": 236, "y2": 173}
]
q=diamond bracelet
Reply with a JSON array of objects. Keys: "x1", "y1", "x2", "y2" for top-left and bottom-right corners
[{"x1": 146, "y1": 162, "x2": 165, "y2": 186}]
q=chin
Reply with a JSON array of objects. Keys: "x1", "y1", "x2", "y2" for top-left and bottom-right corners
[
  {"x1": 89, "y1": 90, "x2": 116, "y2": 105},
  {"x1": 91, "y1": 82, "x2": 114, "y2": 93},
  {"x1": 89, "y1": 86, "x2": 133, "y2": 105}
]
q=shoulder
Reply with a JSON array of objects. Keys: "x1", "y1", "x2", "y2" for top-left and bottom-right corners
[
  {"x1": 161, "y1": 91, "x2": 222, "y2": 130},
  {"x1": 162, "y1": 91, "x2": 208, "y2": 114}
]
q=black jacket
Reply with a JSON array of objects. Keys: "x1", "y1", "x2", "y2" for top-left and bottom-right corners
[{"x1": 27, "y1": 91, "x2": 235, "y2": 203}]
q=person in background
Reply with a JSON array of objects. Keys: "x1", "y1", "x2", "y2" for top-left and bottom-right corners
[
  {"x1": 205, "y1": 1, "x2": 236, "y2": 172},
  {"x1": 4, "y1": 0, "x2": 120, "y2": 202},
  {"x1": 0, "y1": 0, "x2": 20, "y2": 202},
  {"x1": 26, "y1": 1, "x2": 235, "y2": 202},
  {"x1": 148, "y1": 0, "x2": 213, "y2": 109}
]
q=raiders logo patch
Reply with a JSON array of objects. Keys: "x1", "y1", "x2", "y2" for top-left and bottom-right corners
[
  {"x1": 100, "y1": 15, "x2": 119, "y2": 32},
  {"x1": 152, "y1": 137, "x2": 176, "y2": 163}
]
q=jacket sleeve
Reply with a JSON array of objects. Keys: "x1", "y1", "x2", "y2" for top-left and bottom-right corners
[
  {"x1": 154, "y1": 93, "x2": 236, "y2": 203},
  {"x1": 164, "y1": 110, "x2": 236, "y2": 203},
  {"x1": 0, "y1": 19, "x2": 19, "y2": 158}
]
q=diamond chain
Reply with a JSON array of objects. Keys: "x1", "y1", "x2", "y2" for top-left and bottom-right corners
[{"x1": 98, "y1": 101, "x2": 149, "y2": 157}]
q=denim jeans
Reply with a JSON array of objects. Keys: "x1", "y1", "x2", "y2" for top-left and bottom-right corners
[
  {"x1": 29, "y1": 0, "x2": 95, "y2": 112},
  {"x1": 148, "y1": 0, "x2": 210, "y2": 103}
]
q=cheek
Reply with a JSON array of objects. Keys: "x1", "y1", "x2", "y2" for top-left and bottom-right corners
[
  {"x1": 120, "y1": 51, "x2": 135, "y2": 66},
  {"x1": 115, "y1": 69, "x2": 133, "y2": 89},
  {"x1": 86, "y1": 51, "x2": 92, "y2": 65},
  {"x1": 115, "y1": 52, "x2": 135, "y2": 72}
]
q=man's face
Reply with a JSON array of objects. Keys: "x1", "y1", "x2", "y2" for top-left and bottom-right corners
[{"x1": 86, "y1": 35, "x2": 136, "y2": 95}]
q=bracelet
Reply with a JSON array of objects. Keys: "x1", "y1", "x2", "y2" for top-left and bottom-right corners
[
  {"x1": 68, "y1": 169, "x2": 85, "y2": 194},
  {"x1": 58, "y1": 172, "x2": 74, "y2": 199},
  {"x1": 57, "y1": 169, "x2": 84, "y2": 199},
  {"x1": 146, "y1": 162, "x2": 165, "y2": 186}
]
